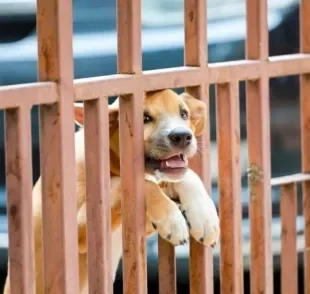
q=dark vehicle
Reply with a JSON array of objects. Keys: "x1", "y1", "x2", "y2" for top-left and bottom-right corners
[{"x1": 0, "y1": 0, "x2": 303, "y2": 292}]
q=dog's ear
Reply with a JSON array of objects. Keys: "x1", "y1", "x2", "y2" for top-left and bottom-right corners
[
  {"x1": 181, "y1": 92, "x2": 207, "y2": 136},
  {"x1": 74, "y1": 99, "x2": 119, "y2": 130}
]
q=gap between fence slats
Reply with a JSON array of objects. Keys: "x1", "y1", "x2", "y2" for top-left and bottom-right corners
[
  {"x1": 84, "y1": 98, "x2": 113, "y2": 294},
  {"x1": 280, "y1": 183, "x2": 298, "y2": 294},
  {"x1": 246, "y1": 0, "x2": 273, "y2": 293},
  {"x1": 5, "y1": 106, "x2": 34, "y2": 294},
  {"x1": 300, "y1": 2, "x2": 310, "y2": 294},
  {"x1": 216, "y1": 82, "x2": 243, "y2": 294},
  {"x1": 37, "y1": 0, "x2": 79, "y2": 291}
]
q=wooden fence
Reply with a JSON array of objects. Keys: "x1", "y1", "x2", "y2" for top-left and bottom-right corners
[{"x1": 1, "y1": 0, "x2": 310, "y2": 293}]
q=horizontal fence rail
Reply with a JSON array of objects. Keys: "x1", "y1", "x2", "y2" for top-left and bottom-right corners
[
  {"x1": 269, "y1": 173, "x2": 310, "y2": 294},
  {"x1": 1, "y1": 0, "x2": 310, "y2": 293},
  {"x1": 2, "y1": 55, "x2": 310, "y2": 109}
]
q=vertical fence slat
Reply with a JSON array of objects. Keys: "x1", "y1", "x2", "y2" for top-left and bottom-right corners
[
  {"x1": 37, "y1": 0, "x2": 79, "y2": 291},
  {"x1": 216, "y1": 82, "x2": 243, "y2": 294},
  {"x1": 5, "y1": 107, "x2": 34, "y2": 294},
  {"x1": 184, "y1": 0, "x2": 213, "y2": 293},
  {"x1": 280, "y1": 183, "x2": 297, "y2": 294},
  {"x1": 300, "y1": 1, "x2": 310, "y2": 294},
  {"x1": 117, "y1": 0, "x2": 146, "y2": 293},
  {"x1": 158, "y1": 235, "x2": 176, "y2": 294},
  {"x1": 184, "y1": 0, "x2": 207, "y2": 66},
  {"x1": 158, "y1": 236, "x2": 176, "y2": 294},
  {"x1": 246, "y1": 0, "x2": 273, "y2": 293},
  {"x1": 186, "y1": 85, "x2": 212, "y2": 294},
  {"x1": 246, "y1": 0, "x2": 268, "y2": 59},
  {"x1": 157, "y1": 0, "x2": 183, "y2": 275},
  {"x1": 84, "y1": 98, "x2": 113, "y2": 294},
  {"x1": 119, "y1": 93, "x2": 146, "y2": 294},
  {"x1": 117, "y1": 0, "x2": 141, "y2": 74}
]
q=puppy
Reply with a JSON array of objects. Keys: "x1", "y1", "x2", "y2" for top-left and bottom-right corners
[
  {"x1": 75, "y1": 89, "x2": 219, "y2": 289},
  {"x1": 3, "y1": 89, "x2": 219, "y2": 294}
]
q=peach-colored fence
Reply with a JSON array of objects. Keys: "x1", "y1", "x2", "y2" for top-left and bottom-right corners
[{"x1": 1, "y1": 0, "x2": 310, "y2": 293}]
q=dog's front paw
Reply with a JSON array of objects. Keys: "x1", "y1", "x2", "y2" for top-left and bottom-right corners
[
  {"x1": 180, "y1": 197, "x2": 220, "y2": 247},
  {"x1": 151, "y1": 206, "x2": 189, "y2": 246}
]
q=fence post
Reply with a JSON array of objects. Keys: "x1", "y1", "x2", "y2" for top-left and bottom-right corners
[
  {"x1": 5, "y1": 106, "x2": 35, "y2": 294},
  {"x1": 216, "y1": 82, "x2": 244, "y2": 294},
  {"x1": 37, "y1": 0, "x2": 79, "y2": 291},
  {"x1": 184, "y1": 0, "x2": 213, "y2": 293},
  {"x1": 300, "y1": 2, "x2": 310, "y2": 294},
  {"x1": 84, "y1": 98, "x2": 113, "y2": 293},
  {"x1": 246, "y1": 0, "x2": 273, "y2": 293},
  {"x1": 117, "y1": 0, "x2": 147, "y2": 293}
]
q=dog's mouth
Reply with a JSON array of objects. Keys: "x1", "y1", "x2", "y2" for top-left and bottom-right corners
[{"x1": 145, "y1": 153, "x2": 188, "y2": 172}]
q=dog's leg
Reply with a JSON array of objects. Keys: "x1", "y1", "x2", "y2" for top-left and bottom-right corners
[
  {"x1": 77, "y1": 175, "x2": 123, "y2": 252},
  {"x1": 77, "y1": 196, "x2": 122, "y2": 254},
  {"x1": 77, "y1": 202, "x2": 87, "y2": 254},
  {"x1": 172, "y1": 168, "x2": 220, "y2": 247},
  {"x1": 79, "y1": 225, "x2": 123, "y2": 294},
  {"x1": 77, "y1": 176, "x2": 123, "y2": 291},
  {"x1": 145, "y1": 180, "x2": 189, "y2": 246},
  {"x1": 111, "y1": 225, "x2": 123, "y2": 281}
]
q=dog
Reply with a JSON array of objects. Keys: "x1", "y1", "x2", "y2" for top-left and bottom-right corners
[{"x1": 3, "y1": 89, "x2": 219, "y2": 294}]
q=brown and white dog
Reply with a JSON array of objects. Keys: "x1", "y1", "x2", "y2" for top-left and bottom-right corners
[{"x1": 3, "y1": 89, "x2": 219, "y2": 294}]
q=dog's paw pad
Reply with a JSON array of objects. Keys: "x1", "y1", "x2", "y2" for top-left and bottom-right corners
[
  {"x1": 152, "y1": 209, "x2": 189, "y2": 246},
  {"x1": 180, "y1": 201, "x2": 220, "y2": 248}
]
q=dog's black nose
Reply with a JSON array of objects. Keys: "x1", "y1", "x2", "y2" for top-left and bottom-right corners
[{"x1": 168, "y1": 128, "x2": 193, "y2": 147}]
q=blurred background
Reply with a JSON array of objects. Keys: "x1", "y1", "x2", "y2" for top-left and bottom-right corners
[{"x1": 0, "y1": 0, "x2": 304, "y2": 293}]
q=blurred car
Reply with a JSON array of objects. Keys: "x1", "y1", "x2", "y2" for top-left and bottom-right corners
[{"x1": 0, "y1": 0, "x2": 303, "y2": 290}]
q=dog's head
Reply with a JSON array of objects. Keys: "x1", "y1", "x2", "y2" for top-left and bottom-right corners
[
  {"x1": 74, "y1": 89, "x2": 206, "y2": 182},
  {"x1": 142, "y1": 89, "x2": 206, "y2": 182}
]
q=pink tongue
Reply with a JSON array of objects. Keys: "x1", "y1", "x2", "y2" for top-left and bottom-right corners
[{"x1": 160, "y1": 155, "x2": 186, "y2": 169}]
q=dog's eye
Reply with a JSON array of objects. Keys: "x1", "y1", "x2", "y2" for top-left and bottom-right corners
[
  {"x1": 144, "y1": 114, "x2": 153, "y2": 124},
  {"x1": 180, "y1": 109, "x2": 188, "y2": 120}
]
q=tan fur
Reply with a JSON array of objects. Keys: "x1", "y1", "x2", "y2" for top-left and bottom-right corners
[{"x1": 3, "y1": 89, "x2": 219, "y2": 294}]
